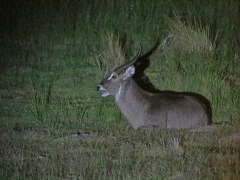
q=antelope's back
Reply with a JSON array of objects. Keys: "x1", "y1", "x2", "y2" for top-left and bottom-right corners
[{"x1": 152, "y1": 93, "x2": 210, "y2": 129}]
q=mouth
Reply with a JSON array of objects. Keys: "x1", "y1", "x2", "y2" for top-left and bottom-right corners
[
  {"x1": 97, "y1": 85, "x2": 110, "y2": 97},
  {"x1": 100, "y1": 91, "x2": 110, "y2": 97}
]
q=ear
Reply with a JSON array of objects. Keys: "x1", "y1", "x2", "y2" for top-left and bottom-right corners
[{"x1": 122, "y1": 65, "x2": 135, "y2": 80}]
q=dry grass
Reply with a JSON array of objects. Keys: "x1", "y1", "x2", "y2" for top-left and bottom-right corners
[
  {"x1": 165, "y1": 16, "x2": 216, "y2": 53},
  {"x1": 94, "y1": 32, "x2": 126, "y2": 75}
]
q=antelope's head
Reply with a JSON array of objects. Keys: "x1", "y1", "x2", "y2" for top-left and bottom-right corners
[{"x1": 97, "y1": 45, "x2": 142, "y2": 98}]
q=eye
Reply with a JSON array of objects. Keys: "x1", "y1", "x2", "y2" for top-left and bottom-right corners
[{"x1": 107, "y1": 74, "x2": 117, "y2": 80}]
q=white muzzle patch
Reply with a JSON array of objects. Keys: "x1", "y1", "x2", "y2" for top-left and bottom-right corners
[
  {"x1": 101, "y1": 91, "x2": 110, "y2": 97},
  {"x1": 98, "y1": 85, "x2": 110, "y2": 97}
]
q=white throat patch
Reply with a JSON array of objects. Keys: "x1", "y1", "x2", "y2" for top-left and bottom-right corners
[{"x1": 115, "y1": 85, "x2": 122, "y2": 102}]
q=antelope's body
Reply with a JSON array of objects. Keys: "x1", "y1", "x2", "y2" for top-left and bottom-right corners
[{"x1": 97, "y1": 45, "x2": 212, "y2": 130}]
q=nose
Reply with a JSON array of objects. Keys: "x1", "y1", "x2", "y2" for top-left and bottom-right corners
[{"x1": 97, "y1": 85, "x2": 101, "y2": 91}]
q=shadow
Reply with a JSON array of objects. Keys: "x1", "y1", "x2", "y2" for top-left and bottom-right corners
[{"x1": 133, "y1": 39, "x2": 160, "y2": 93}]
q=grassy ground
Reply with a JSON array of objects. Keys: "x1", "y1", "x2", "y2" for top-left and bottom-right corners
[{"x1": 1, "y1": 0, "x2": 240, "y2": 179}]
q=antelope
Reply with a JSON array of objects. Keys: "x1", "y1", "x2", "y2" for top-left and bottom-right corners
[{"x1": 97, "y1": 44, "x2": 212, "y2": 130}]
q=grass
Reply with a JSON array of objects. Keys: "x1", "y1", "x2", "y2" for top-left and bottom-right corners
[
  {"x1": 90, "y1": 32, "x2": 127, "y2": 75},
  {"x1": 167, "y1": 16, "x2": 216, "y2": 53},
  {"x1": 0, "y1": 0, "x2": 240, "y2": 179},
  {"x1": 1, "y1": 126, "x2": 240, "y2": 179}
]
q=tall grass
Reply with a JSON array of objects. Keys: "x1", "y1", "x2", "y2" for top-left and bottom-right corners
[
  {"x1": 90, "y1": 32, "x2": 127, "y2": 75},
  {"x1": 167, "y1": 17, "x2": 216, "y2": 53}
]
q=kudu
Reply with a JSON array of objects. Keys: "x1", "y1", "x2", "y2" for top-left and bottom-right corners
[{"x1": 97, "y1": 44, "x2": 212, "y2": 130}]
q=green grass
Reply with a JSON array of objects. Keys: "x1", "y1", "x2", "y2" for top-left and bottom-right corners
[{"x1": 0, "y1": 0, "x2": 240, "y2": 179}]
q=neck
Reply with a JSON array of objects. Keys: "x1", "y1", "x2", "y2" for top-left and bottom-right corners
[{"x1": 115, "y1": 78, "x2": 148, "y2": 129}]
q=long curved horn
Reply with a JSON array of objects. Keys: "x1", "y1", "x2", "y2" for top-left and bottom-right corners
[{"x1": 114, "y1": 44, "x2": 142, "y2": 74}]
